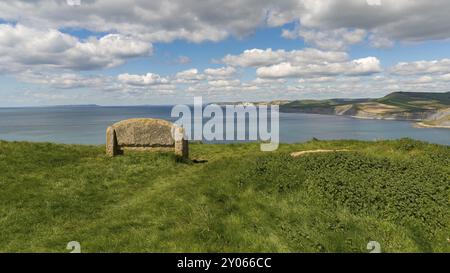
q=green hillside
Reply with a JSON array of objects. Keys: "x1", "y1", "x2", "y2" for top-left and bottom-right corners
[
  {"x1": 282, "y1": 98, "x2": 368, "y2": 111},
  {"x1": 378, "y1": 92, "x2": 450, "y2": 105},
  {"x1": 376, "y1": 92, "x2": 450, "y2": 111},
  {"x1": 0, "y1": 140, "x2": 449, "y2": 253}
]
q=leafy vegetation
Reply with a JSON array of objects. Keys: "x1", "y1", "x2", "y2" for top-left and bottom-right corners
[{"x1": 0, "y1": 139, "x2": 449, "y2": 252}]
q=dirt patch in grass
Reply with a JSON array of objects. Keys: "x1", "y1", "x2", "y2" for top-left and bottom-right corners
[{"x1": 290, "y1": 149, "x2": 351, "y2": 157}]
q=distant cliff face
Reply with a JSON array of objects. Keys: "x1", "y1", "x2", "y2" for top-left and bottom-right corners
[
  {"x1": 335, "y1": 104, "x2": 358, "y2": 116},
  {"x1": 279, "y1": 92, "x2": 450, "y2": 128},
  {"x1": 350, "y1": 107, "x2": 438, "y2": 121},
  {"x1": 282, "y1": 103, "x2": 440, "y2": 120},
  {"x1": 418, "y1": 108, "x2": 450, "y2": 128}
]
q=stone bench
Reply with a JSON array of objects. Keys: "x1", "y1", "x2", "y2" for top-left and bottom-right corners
[{"x1": 106, "y1": 118, "x2": 188, "y2": 159}]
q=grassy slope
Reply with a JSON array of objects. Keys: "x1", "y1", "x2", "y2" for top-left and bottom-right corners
[
  {"x1": 376, "y1": 92, "x2": 450, "y2": 111},
  {"x1": 282, "y1": 99, "x2": 367, "y2": 111},
  {"x1": 0, "y1": 139, "x2": 449, "y2": 253}
]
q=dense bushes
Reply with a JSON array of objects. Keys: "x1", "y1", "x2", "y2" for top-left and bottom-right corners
[
  {"x1": 237, "y1": 153, "x2": 306, "y2": 193},
  {"x1": 237, "y1": 148, "x2": 450, "y2": 243}
]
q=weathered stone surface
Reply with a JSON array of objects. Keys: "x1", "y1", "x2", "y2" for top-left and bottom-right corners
[
  {"x1": 106, "y1": 118, "x2": 188, "y2": 159},
  {"x1": 113, "y1": 119, "x2": 175, "y2": 147},
  {"x1": 174, "y1": 125, "x2": 189, "y2": 158},
  {"x1": 106, "y1": 126, "x2": 117, "y2": 157}
]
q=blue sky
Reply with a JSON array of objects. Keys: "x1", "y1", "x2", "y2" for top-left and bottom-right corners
[{"x1": 0, "y1": 0, "x2": 450, "y2": 106}]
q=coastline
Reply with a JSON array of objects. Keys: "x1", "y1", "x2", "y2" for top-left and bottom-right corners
[
  {"x1": 278, "y1": 109, "x2": 450, "y2": 129},
  {"x1": 413, "y1": 122, "x2": 450, "y2": 129},
  {"x1": 349, "y1": 115, "x2": 450, "y2": 129}
]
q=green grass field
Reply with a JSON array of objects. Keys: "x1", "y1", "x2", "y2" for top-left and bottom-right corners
[{"x1": 0, "y1": 139, "x2": 449, "y2": 253}]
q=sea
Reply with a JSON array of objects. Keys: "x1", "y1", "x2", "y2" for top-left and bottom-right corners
[{"x1": 0, "y1": 105, "x2": 449, "y2": 145}]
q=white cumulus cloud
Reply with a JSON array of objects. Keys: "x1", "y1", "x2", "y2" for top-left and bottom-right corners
[
  {"x1": 118, "y1": 73, "x2": 170, "y2": 86},
  {"x1": 256, "y1": 57, "x2": 382, "y2": 78},
  {"x1": 222, "y1": 48, "x2": 348, "y2": 67},
  {"x1": 0, "y1": 24, "x2": 152, "y2": 73},
  {"x1": 391, "y1": 59, "x2": 450, "y2": 76},
  {"x1": 204, "y1": 67, "x2": 237, "y2": 78}
]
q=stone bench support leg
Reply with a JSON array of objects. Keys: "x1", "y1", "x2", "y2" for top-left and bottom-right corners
[
  {"x1": 174, "y1": 127, "x2": 189, "y2": 159},
  {"x1": 175, "y1": 139, "x2": 189, "y2": 159},
  {"x1": 106, "y1": 127, "x2": 118, "y2": 157}
]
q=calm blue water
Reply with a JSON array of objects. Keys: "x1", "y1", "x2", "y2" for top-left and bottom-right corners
[{"x1": 0, "y1": 105, "x2": 449, "y2": 145}]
